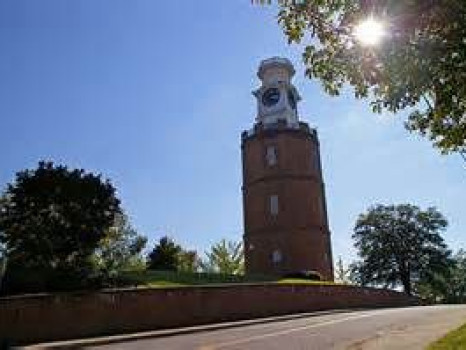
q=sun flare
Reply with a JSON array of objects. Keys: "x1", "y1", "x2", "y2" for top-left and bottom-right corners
[{"x1": 354, "y1": 18, "x2": 385, "y2": 46}]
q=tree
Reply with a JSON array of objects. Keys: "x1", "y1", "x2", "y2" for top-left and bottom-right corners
[
  {"x1": 256, "y1": 1, "x2": 466, "y2": 156},
  {"x1": 0, "y1": 195, "x2": 6, "y2": 290},
  {"x1": 92, "y1": 213, "x2": 147, "y2": 280},
  {"x1": 147, "y1": 236, "x2": 182, "y2": 271},
  {"x1": 147, "y1": 236, "x2": 200, "y2": 273},
  {"x1": 0, "y1": 161, "x2": 121, "y2": 292},
  {"x1": 0, "y1": 243, "x2": 5, "y2": 292},
  {"x1": 348, "y1": 261, "x2": 365, "y2": 286},
  {"x1": 415, "y1": 249, "x2": 466, "y2": 303},
  {"x1": 414, "y1": 267, "x2": 451, "y2": 303},
  {"x1": 201, "y1": 239, "x2": 244, "y2": 275},
  {"x1": 177, "y1": 250, "x2": 200, "y2": 273},
  {"x1": 444, "y1": 249, "x2": 466, "y2": 303},
  {"x1": 352, "y1": 204, "x2": 451, "y2": 295},
  {"x1": 334, "y1": 256, "x2": 350, "y2": 284}
]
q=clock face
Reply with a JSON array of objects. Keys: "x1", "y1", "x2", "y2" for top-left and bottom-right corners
[
  {"x1": 262, "y1": 88, "x2": 281, "y2": 107},
  {"x1": 288, "y1": 90, "x2": 296, "y2": 110}
]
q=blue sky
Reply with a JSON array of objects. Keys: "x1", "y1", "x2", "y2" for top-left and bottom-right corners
[{"x1": 1, "y1": 1, "x2": 464, "y2": 264}]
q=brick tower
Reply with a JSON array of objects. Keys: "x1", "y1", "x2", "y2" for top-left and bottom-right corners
[{"x1": 242, "y1": 57, "x2": 333, "y2": 280}]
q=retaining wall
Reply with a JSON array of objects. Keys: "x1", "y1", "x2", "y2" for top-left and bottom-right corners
[{"x1": 0, "y1": 283, "x2": 419, "y2": 345}]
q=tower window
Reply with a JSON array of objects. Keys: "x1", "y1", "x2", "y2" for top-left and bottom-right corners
[
  {"x1": 270, "y1": 195, "x2": 279, "y2": 216},
  {"x1": 265, "y1": 145, "x2": 277, "y2": 166},
  {"x1": 272, "y1": 249, "x2": 282, "y2": 264}
]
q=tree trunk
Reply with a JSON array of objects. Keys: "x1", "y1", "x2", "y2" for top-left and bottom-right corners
[{"x1": 401, "y1": 272, "x2": 411, "y2": 295}]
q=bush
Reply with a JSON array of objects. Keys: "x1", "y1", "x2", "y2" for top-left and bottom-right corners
[
  {"x1": 283, "y1": 270, "x2": 323, "y2": 281},
  {"x1": 1, "y1": 260, "x2": 104, "y2": 295}
]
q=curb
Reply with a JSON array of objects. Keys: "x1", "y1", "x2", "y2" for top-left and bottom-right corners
[{"x1": 23, "y1": 308, "x2": 367, "y2": 349}]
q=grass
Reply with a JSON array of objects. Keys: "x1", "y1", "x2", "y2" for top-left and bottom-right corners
[
  {"x1": 119, "y1": 270, "x2": 335, "y2": 288},
  {"x1": 276, "y1": 278, "x2": 337, "y2": 286},
  {"x1": 120, "y1": 270, "x2": 269, "y2": 288},
  {"x1": 427, "y1": 322, "x2": 466, "y2": 350}
]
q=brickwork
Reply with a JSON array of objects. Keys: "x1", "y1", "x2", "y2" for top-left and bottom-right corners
[
  {"x1": 242, "y1": 122, "x2": 333, "y2": 279},
  {"x1": 0, "y1": 284, "x2": 418, "y2": 345}
]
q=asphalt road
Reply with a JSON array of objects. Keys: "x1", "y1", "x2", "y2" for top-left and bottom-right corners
[{"x1": 89, "y1": 305, "x2": 466, "y2": 350}]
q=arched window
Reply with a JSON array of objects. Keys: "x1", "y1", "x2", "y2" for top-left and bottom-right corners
[
  {"x1": 265, "y1": 145, "x2": 277, "y2": 166},
  {"x1": 269, "y1": 194, "x2": 279, "y2": 216}
]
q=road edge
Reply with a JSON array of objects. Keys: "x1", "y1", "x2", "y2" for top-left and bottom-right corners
[{"x1": 22, "y1": 308, "x2": 372, "y2": 349}]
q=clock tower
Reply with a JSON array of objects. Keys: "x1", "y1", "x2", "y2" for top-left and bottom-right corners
[{"x1": 241, "y1": 57, "x2": 334, "y2": 280}]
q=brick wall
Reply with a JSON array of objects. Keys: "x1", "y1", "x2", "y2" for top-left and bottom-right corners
[{"x1": 0, "y1": 283, "x2": 418, "y2": 345}]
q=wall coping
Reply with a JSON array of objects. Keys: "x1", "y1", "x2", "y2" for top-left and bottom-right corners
[{"x1": 0, "y1": 282, "x2": 408, "y2": 303}]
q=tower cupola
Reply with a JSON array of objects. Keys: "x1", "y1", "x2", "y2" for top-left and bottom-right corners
[{"x1": 253, "y1": 57, "x2": 301, "y2": 126}]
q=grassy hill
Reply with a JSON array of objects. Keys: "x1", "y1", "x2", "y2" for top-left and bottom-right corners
[{"x1": 119, "y1": 270, "x2": 336, "y2": 288}]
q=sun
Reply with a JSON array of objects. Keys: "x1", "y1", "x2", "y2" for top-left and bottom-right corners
[{"x1": 354, "y1": 18, "x2": 385, "y2": 46}]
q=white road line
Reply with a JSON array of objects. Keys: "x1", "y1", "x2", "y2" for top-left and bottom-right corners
[{"x1": 198, "y1": 310, "x2": 391, "y2": 350}]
